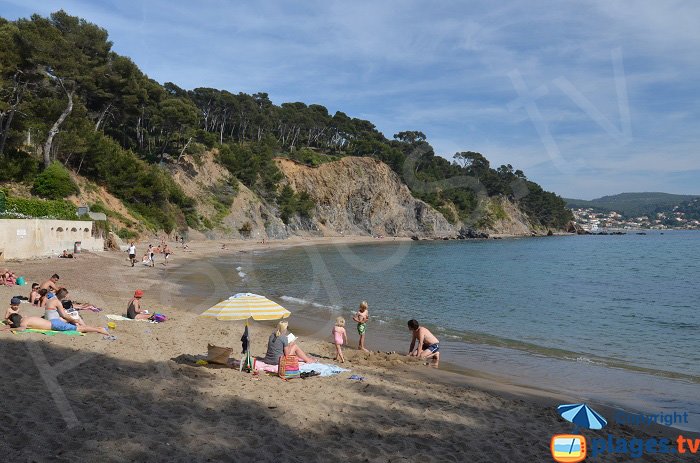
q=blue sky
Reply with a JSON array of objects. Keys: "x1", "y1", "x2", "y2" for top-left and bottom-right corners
[{"x1": 2, "y1": 0, "x2": 699, "y2": 199}]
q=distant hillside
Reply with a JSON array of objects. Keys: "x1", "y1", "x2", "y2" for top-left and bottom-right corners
[{"x1": 566, "y1": 193, "x2": 699, "y2": 218}]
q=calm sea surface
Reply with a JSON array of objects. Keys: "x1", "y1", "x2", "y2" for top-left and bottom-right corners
[{"x1": 180, "y1": 231, "x2": 700, "y2": 430}]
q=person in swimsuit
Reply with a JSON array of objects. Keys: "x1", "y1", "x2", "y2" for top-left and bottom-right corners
[
  {"x1": 28, "y1": 283, "x2": 41, "y2": 305},
  {"x1": 352, "y1": 301, "x2": 369, "y2": 352},
  {"x1": 332, "y1": 316, "x2": 348, "y2": 363},
  {"x1": 407, "y1": 319, "x2": 440, "y2": 367},
  {"x1": 127, "y1": 289, "x2": 151, "y2": 319},
  {"x1": 4, "y1": 297, "x2": 21, "y2": 324},
  {"x1": 39, "y1": 274, "x2": 60, "y2": 292},
  {"x1": 5, "y1": 313, "x2": 109, "y2": 335},
  {"x1": 163, "y1": 244, "x2": 171, "y2": 266}
]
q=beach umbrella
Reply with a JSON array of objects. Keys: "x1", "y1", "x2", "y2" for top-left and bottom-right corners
[
  {"x1": 557, "y1": 403, "x2": 607, "y2": 430},
  {"x1": 200, "y1": 293, "x2": 291, "y2": 321}
]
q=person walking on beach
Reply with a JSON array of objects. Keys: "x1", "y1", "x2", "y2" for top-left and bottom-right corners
[
  {"x1": 332, "y1": 316, "x2": 348, "y2": 363},
  {"x1": 127, "y1": 242, "x2": 137, "y2": 267},
  {"x1": 353, "y1": 301, "x2": 370, "y2": 352},
  {"x1": 407, "y1": 319, "x2": 440, "y2": 367},
  {"x1": 163, "y1": 244, "x2": 171, "y2": 266}
]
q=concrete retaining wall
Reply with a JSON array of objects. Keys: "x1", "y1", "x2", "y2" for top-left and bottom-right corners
[{"x1": 0, "y1": 219, "x2": 104, "y2": 260}]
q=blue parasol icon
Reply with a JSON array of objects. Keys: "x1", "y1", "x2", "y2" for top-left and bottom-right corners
[{"x1": 557, "y1": 403, "x2": 607, "y2": 430}]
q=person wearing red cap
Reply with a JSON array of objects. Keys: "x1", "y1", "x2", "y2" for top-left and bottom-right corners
[{"x1": 127, "y1": 289, "x2": 150, "y2": 320}]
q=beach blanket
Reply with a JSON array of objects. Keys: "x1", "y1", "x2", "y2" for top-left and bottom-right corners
[
  {"x1": 253, "y1": 360, "x2": 349, "y2": 377},
  {"x1": 12, "y1": 329, "x2": 84, "y2": 336},
  {"x1": 105, "y1": 314, "x2": 146, "y2": 321},
  {"x1": 300, "y1": 362, "x2": 349, "y2": 377}
]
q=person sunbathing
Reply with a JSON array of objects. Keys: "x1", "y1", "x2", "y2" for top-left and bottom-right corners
[
  {"x1": 6, "y1": 313, "x2": 109, "y2": 335},
  {"x1": 1, "y1": 269, "x2": 17, "y2": 286},
  {"x1": 60, "y1": 250, "x2": 74, "y2": 258}
]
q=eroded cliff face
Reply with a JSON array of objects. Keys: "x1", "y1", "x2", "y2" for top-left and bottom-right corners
[
  {"x1": 166, "y1": 152, "x2": 543, "y2": 239},
  {"x1": 277, "y1": 157, "x2": 455, "y2": 238}
]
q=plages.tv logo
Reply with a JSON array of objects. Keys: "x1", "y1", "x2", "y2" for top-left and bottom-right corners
[
  {"x1": 551, "y1": 403, "x2": 607, "y2": 462},
  {"x1": 551, "y1": 434, "x2": 587, "y2": 463}
]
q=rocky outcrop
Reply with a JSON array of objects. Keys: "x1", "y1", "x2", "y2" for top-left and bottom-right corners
[
  {"x1": 167, "y1": 151, "x2": 288, "y2": 239},
  {"x1": 475, "y1": 196, "x2": 537, "y2": 236},
  {"x1": 164, "y1": 151, "x2": 546, "y2": 240},
  {"x1": 277, "y1": 157, "x2": 455, "y2": 238}
]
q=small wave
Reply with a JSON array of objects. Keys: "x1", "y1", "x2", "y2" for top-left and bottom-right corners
[
  {"x1": 238, "y1": 271, "x2": 247, "y2": 280},
  {"x1": 235, "y1": 266, "x2": 242, "y2": 271},
  {"x1": 281, "y1": 295, "x2": 310, "y2": 305},
  {"x1": 280, "y1": 295, "x2": 342, "y2": 311}
]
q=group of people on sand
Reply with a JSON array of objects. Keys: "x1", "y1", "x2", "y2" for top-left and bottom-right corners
[
  {"x1": 2, "y1": 273, "x2": 110, "y2": 336},
  {"x1": 330, "y1": 301, "x2": 440, "y2": 365},
  {"x1": 261, "y1": 301, "x2": 440, "y2": 367},
  {"x1": 127, "y1": 240, "x2": 173, "y2": 268}
]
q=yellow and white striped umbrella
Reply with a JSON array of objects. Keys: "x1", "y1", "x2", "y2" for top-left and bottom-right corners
[{"x1": 200, "y1": 293, "x2": 291, "y2": 321}]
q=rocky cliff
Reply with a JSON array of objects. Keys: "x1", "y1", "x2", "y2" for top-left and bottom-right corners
[
  {"x1": 165, "y1": 152, "x2": 543, "y2": 239},
  {"x1": 277, "y1": 157, "x2": 454, "y2": 238}
]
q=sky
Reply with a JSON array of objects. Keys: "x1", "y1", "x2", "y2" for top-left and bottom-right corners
[{"x1": 1, "y1": 0, "x2": 699, "y2": 199}]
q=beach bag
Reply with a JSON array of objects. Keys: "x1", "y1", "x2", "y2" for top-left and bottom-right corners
[
  {"x1": 149, "y1": 313, "x2": 167, "y2": 323},
  {"x1": 207, "y1": 344, "x2": 233, "y2": 365},
  {"x1": 278, "y1": 355, "x2": 300, "y2": 380}
]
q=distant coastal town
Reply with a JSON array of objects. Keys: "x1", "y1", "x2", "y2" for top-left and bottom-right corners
[{"x1": 571, "y1": 207, "x2": 700, "y2": 231}]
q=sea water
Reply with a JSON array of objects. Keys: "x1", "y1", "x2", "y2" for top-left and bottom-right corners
[{"x1": 178, "y1": 231, "x2": 700, "y2": 431}]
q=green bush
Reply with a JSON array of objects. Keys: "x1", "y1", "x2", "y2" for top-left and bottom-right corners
[
  {"x1": 0, "y1": 190, "x2": 5, "y2": 213},
  {"x1": 238, "y1": 221, "x2": 252, "y2": 237},
  {"x1": 4, "y1": 196, "x2": 78, "y2": 219},
  {"x1": 32, "y1": 162, "x2": 79, "y2": 199},
  {"x1": 117, "y1": 227, "x2": 138, "y2": 240},
  {"x1": 277, "y1": 184, "x2": 315, "y2": 224}
]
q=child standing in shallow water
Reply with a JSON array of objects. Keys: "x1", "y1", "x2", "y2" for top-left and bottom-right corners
[
  {"x1": 332, "y1": 316, "x2": 348, "y2": 363},
  {"x1": 353, "y1": 301, "x2": 370, "y2": 352}
]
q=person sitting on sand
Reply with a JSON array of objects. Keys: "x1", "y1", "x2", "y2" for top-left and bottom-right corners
[
  {"x1": 28, "y1": 283, "x2": 41, "y2": 305},
  {"x1": 4, "y1": 297, "x2": 21, "y2": 324},
  {"x1": 39, "y1": 274, "x2": 60, "y2": 292},
  {"x1": 5, "y1": 313, "x2": 109, "y2": 335},
  {"x1": 1, "y1": 269, "x2": 17, "y2": 286},
  {"x1": 60, "y1": 250, "x2": 74, "y2": 258},
  {"x1": 127, "y1": 290, "x2": 151, "y2": 320},
  {"x1": 45, "y1": 288, "x2": 85, "y2": 326},
  {"x1": 332, "y1": 316, "x2": 348, "y2": 363},
  {"x1": 352, "y1": 301, "x2": 370, "y2": 352},
  {"x1": 262, "y1": 321, "x2": 313, "y2": 365},
  {"x1": 407, "y1": 319, "x2": 440, "y2": 367}
]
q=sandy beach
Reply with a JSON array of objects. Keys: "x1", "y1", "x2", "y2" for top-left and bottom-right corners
[{"x1": 0, "y1": 237, "x2": 694, "y2": 462}]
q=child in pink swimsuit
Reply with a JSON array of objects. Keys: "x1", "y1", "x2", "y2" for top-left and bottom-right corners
[{"x1": 332, "y1": 316, "x2": 348, "y2": 363}]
